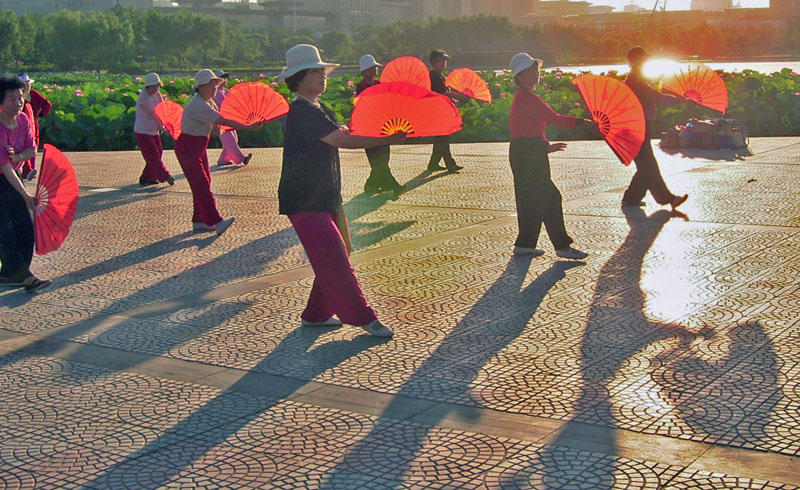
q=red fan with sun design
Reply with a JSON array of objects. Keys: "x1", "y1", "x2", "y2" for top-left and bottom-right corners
[
  {"x1": 661, "y1": 62, "x2": 728, "y2": 114},
  {"x1": 154, "y1": 100, "x2": 183, "y2": 140},
  {"x1": 350, "y1": 81, "x2": 462, "y2": 138},
  {"x1": 446, "y1": 68, "x2": 492, "y2": 103},
  {"x1": 34, "y1": 145, "x2": 79, "y2": 255},
  {"x1": 219, "y1": 82, "x2": 289, "y2": 131},
  {"x1": 572, "y1": 74, "x2": 646, "y2": 166},
  {"x1": 380, "y1": 57, "x2": 431, "y2": 90}
]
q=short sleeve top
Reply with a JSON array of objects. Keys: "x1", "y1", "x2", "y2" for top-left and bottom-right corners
[
  {"x1": 181, "y1": 94, "x2": 220, "y2": 137},
  {"x1": 356, "y1": 79, "x2": 378, "y2": 96},
  {"x1": 509, "y1": 87, "x2": 578, "y2": 140},
  {"x1": 134, "y1": 90, "x2": 162, "y2": 135},
  {"x1": 430, "y1": 70, "x2": 447, "y2": 94},
  {"x1": 278, "y1": 98, "x2": 341, "y2": 215},
  {"x1": 0, "y1": 113, "x2": 35, "y2": 169}
]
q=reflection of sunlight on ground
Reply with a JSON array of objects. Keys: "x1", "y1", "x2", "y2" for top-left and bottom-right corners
[{"x1": 639, "y1": 223, "x2": 703, "y2": 324}]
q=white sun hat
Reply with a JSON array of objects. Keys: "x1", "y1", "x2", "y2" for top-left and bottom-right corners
[
  {"x1": 143, "y1": 72, "x2": 162, "y2": 87},
  {"x1": 277, "y1": 44, "x2": 339, "y2": 80},
  {"x1": 359, "y1": 54, "x2": 382, "y2": 72},
  {"x1": 193, "y1": 69, "x2": 224, "y2": 88},
  {"x1": 510, "y1": 53, "x2": 543, "y2": 78}
]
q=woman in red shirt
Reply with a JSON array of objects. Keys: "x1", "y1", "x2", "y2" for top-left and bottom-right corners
[
  {"x1": 17, "y1": 74, "x2": 51, "y2": 181},
  {"x1": 508, "y1": 53, "x2": 595, "y2": 260}
]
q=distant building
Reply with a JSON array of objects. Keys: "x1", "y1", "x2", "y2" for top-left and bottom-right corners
[
  {"x1": 0, "y1": 0, "x2": 152, "y2": 14},
  {"x1": 770, "y1": 0, "x2": 800, "y2": 12},
  {"x1": 690, "y1": 0, "x2": 732, "y2": 10},
  {"x1": 623, "y1": 2, "x2": 647, "y2": 12}
]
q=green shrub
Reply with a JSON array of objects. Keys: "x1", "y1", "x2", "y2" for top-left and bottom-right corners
[{"x1": 34, "y1": 68, "x2": 800, "y2": 152}]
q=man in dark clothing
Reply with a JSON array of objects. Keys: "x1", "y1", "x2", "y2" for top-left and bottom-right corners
[
  {"x1": 427, "y1": 49, "x2": 466, "y2": 173},
  {"x1": 622, "y1": 46, "x2": 688, "y2": 210}
]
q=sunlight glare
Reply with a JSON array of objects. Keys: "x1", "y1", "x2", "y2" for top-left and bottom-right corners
[{"x1": 643, "y1": 58, "x2": 683, "y2": 80}]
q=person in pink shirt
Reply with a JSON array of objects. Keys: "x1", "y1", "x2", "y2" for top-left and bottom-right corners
[
  {"x1": 0, "y1": 75, "x2": 51, "y2": 292},
  {"x1": 17, "y1": 73, "x2": 50, "y2": 182},
  {"x1": 213, "y1": 70, "x2": 252, "y2": 167},
  {"x1": 134, "y1": 72, "x2": 174, "y2": 187},
  {"x1": 507, "y1": 53, "x2": 597, "y2": 260}
]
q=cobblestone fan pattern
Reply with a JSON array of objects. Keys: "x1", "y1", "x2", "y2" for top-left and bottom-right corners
[{"x1": 2, "y1": 139, "x2": 800, "y2": 488}]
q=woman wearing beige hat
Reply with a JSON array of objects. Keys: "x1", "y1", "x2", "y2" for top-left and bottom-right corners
[
  {"x1": 507, "y1": 53, "x2": 596, "y2": 260},
  {"x1": 175, "y1": 69, "x2": 262, "y2": 236},
  {"x1": 134, "y1": 72, "x2": 174, "y2": 187},
  {"x1": 356, "y1": 54, "x2": 404, "y2": 195},
  {"x1": 277, "y1": 44, "x2": 405, "y2": 337}
]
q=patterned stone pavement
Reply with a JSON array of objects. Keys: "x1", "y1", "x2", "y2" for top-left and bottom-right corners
[{"x1": 1, "y1": 138, "x2": 799, "y2": 489}]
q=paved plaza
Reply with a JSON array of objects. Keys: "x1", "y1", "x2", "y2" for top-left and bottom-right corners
[{"x1": 1, "y1": 137, "x2": 800, "y2": 489}]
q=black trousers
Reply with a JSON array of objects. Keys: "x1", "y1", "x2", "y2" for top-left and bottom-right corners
[
  {"x1": 428, "y1": 135, "x2": 457, "y2": 170},
  {"x1": 364, "y1": 145, "x2": 399, "y2": 190},
  {"x1": 622, "y1": 138, "x2": 674, "y2": 205},
  {"x1": 0, "y1": 176, "x2": 34, "y2": 280},
  {"x1": 509, "y1": 138, "x2": 572, "y2": 250}
]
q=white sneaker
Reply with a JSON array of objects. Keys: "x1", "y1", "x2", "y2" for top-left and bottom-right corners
[
  {"x1": 556, "y1": 246, "x2": 588, "y2": 260},
  {"x1": 192, "y1": 222, "x2": 215, "y2": 232},
  {"x1": 301, "y1": 316, "x2": 343, "y2": 327},
  {"x1": 361, "y1": 319, "x2": 394, "y2": 337},
  {"x1": 513, "y1": 246, "x2": 545, "y2": 256},
  {"x1": 215, "y1": 217, "x2": 235, "y2": 236}
]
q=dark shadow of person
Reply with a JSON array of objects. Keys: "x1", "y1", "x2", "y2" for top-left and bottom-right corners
[
  {"x1": 317, "y1": 258, "x2": 584, "y2": 488},
  {"x1": 536, "y1": 207, "x2": 708, "y2": 488}
]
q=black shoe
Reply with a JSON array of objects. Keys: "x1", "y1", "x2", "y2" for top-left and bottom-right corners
[
  {"x1": 24, "y1": 277, "x2": 51, "y2": 293},
  {"x1": 139, "y1": 178, "x2": 158, "y2": 186},
  {"x1": 166, "y1": 176, "x2": 175, "y2": 186},
  {"x1": 243, "y1": 153, "x2": 253, "y2": 166},
  {"x1": 446, "y1": 164, "x2": 463, "y2": 173}
]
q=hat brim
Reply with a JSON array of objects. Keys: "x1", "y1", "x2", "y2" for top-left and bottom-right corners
[
  {"x1": 512, "y1": 58, "x2": 543, "y2": 77},
  {"x1": 143, "y1": 81, "x2": 162, "y2": 87},
  {"x1": 360, "y1": 62, "x2": 382, "y2": 72},
  {"x1": 194, "y1": 77, "x2": 225, "y2": 88},
  {"x1": 277, "y1": 62, "x2": 339, "y2": 80},
  {"x1": 216, "y1": 72, "x2": 231, "y2": 78}
]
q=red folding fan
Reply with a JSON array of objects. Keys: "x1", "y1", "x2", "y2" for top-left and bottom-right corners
[
  {"x1": 34, "y1": 144, "x2": 79, "y2": 255},
  {"x1": 661, "y1": 62, "x2": 728, "y2": 114},
  {"x1": 219, "y1": 82, "x2": 289, "y2": 131},
  {"x1": 380, "y1": 57, "x2": 431, "y2": 90},
  {"x1": 350, "y1": 81, "x2": 462, "y2": 138},
  {"x1": 154, "y1": 100, "x2": 183, "y2": 140},
  {"x1": 572, "y1": 74, "x2": 646, "y2": 166},
  {"x1": 446, "y1": 68, "x2": 491, "y2": 103}
]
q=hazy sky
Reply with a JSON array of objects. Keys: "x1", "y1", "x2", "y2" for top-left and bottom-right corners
[{"x1": 593, "y1": 0, "x2": 769, "y2": 11}]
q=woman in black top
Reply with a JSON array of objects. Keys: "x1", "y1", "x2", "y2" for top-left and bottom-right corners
[
  {"x1": 278, "y1": 44, "x2": 405, "y2": 337},
  {"x1": 356, "y1": 54, "x2": 404, "y2": 196},
  {"x1": 427, "y1": 49, "x2": 467, "y2": 172}
]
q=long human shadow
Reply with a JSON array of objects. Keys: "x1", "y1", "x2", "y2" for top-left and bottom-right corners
[
  {"x1": 344, "y1": 169, "x2": 458, "y2": 250},
  {"x1": 318, "y1": 258, "x2": 584, "y2": 487},
  {"x1": 76, "y1": 325, "x2": 387, "y2": 488},
  {"x1": 538, "y1": 207, "x2": 701, "y2": 488}
]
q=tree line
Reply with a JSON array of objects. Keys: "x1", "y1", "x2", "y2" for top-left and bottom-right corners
[{"x1": 0, "y1": 8, "x2": 797, "y2": 73}]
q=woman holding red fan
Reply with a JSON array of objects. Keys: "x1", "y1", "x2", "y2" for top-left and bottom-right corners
[
  {"x1": 277, "y1": 44, "x2": 405, "y2": 337},
  {"x1": 0, "y1": 75, "x2": 50, "y2": 292},
  {"x1": 427, "y1": 49, "x2": 466, "y2": 173},
  {"x1": 508, "y1": 53, "x2": 595, "y2": 260},
  {"x1": 175, "y1": 69, "x2": 262, "y2": 236},
  {"x1": 356, "y1": 54, "x2": 404, "y2": 196},
  {"x1": 213, "y1": 70, "x2": 252, "y2": 167},
  {"x1": 134, "y1": 72, "x2": 174, "y2": 187},
  {"x1": 623, "y1": 46, "x2": 688, "y2": 210}
]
